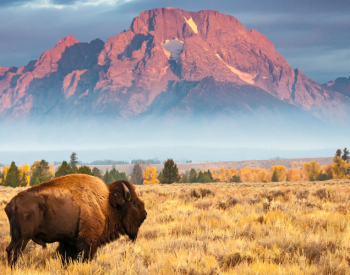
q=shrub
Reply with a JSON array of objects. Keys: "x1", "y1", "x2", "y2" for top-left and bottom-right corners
[{"x1": 230, "y1": 175, "x2": 242, "y2": 183}]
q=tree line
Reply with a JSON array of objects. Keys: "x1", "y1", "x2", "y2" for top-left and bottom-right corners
[
  {"x1": 1, "y1": 148, "x2": 349, "y2": 187},
  {"x1": 0, "y1": 153, "x2": 127, "y2": 187},
  {"x1": 134, "y1": 148, "x2": 350, "y2": 185}
]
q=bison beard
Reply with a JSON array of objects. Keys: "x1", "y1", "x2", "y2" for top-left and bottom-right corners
[{"x1": 4, "y1": 175, "x2": 147, "y2": 265}]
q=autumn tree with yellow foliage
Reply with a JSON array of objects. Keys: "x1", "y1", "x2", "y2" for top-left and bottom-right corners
[
  {"x1": 218, "y1": 167, "x2": 226, "y2": 182},
  {"x1": 30, "y1": 160, "x2": 54, "y2": 186},
  {"x1": 240, "y1": 166, "x2": 254, "y2": 182},
  {"x1": 212, "y1": 168, "x2": 218, "y2": 181},
  {"x1": 143, "y1": 166, "x2": 160, "y2": 185},
  {"x1": 270, "y1": 165, "x2": 287, "y2": 182},
  {"x1": 207, "y1": 160, "x2": 338, "y2": 184},
  {"x1": 302, "y1": 161, "x2": 321, "y2": 181},
  {"x1": 333, "y1": 156, "x2": 350, "y2": 179},
  {"x1": 19, "y1": 164, "x2": 31, "y2": 186},
  {"x1": 0, "y1": 165, "x2": 9, "y2": 185}
]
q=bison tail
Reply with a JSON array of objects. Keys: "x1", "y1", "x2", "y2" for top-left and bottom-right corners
[
  {"x1": 10, "y1": 215, "x2": 20, "y2": 243},
  {"x1": 7, "y1": 202, "x2": 20, "y2": 243}
]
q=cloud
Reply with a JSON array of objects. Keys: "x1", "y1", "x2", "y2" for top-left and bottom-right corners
[
  {"x1": 1, "y1": 0, "x2": 133, "y2": 9},
  {"x1": 0, "y1": 0, "x2": 36, "y2": 8}
]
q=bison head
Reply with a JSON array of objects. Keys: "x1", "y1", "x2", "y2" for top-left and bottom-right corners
[{"x1": 109, "y1": 181, "x2": 147, "y2": 241}]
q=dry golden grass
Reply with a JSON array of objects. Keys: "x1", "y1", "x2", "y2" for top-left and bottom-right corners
[{"x1": 2, "y1": 179, "x2": 350, "y2": 274}]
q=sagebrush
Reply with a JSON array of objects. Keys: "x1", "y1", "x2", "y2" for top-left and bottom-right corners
[{"x1": 1, "y1": 179, "x2": 350, "y2": 274}]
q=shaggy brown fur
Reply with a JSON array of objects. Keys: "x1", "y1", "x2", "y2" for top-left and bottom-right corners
[{"x1": 4, "y1": 174, "x2": 147, "y2": 265}]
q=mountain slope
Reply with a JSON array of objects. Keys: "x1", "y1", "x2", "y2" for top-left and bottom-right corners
[{"x1": 324, "y1": 76, "x2": 350, "y2": 98}]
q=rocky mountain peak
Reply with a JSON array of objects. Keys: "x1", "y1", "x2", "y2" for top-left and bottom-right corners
[{"x1": 56, "y1": 34, "x2": 79, "y2": 46}]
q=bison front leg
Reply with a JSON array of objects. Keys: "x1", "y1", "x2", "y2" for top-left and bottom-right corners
[
  {"x1": 7, "y1": 239, "x2": 29, "y2": 266},
  {"x1": 76, "y1": 199, "x2": 104, "y2": 261},
  {"x1": 77, "y1": 238, "x2": 98, "y2": 261},
  {"x1": 56, "y1": 241, "x2": 79, "y2": 264}
]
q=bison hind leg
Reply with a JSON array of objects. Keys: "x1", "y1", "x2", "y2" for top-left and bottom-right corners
[{"x1": 56, "y1": 241, "x2": 79, "y2": 264}]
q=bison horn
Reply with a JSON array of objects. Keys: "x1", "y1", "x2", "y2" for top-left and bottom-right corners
[{"x1": 122, "y1": 182, "x2": 131, "y2": 201}]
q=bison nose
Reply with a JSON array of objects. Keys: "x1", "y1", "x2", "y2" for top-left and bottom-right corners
[{"x1": 144, "y1": 211, "x2": 147, "y2": 218}]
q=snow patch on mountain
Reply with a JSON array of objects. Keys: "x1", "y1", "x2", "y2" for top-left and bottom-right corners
[
  {"x1": 215, "y1": 54, "x2": 255, "y2": 85},
  {"x1": 162, "y1": 39, "x2": 184, "y2": 62},
  {"x1": 184, "y1": 17, "x2": 198, "y2": 34}
]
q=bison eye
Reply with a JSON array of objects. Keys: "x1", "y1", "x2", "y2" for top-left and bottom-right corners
[{"x1": 133, "y1": 200, "x2": 138, "y2": 207}]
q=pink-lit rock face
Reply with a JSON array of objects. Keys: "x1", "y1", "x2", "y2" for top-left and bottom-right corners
[
  {"x1": 33, "y1": 35, "x2": 79, "y2": 78},
  {"x1": 0, "y1": 67, "x2": 9, "y2": 75},
  {"x1": 0, "y1": 8, "x2": 349, "y2": 122}
]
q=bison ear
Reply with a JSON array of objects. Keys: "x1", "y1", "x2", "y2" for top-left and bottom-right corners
[{"x1": 109, "y1": 191, "x2": 125, "y2": 207}]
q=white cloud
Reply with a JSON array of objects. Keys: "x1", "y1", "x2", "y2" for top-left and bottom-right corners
[{"x1": 22, "y1": 0, "x2": 132, "y2": 10}]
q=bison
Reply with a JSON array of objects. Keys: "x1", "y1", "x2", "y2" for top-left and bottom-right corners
[{"x1": 4, "y1": 174, "x2": 147, "y2": 265}]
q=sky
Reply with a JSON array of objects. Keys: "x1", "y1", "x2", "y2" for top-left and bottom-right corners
[{"x1": 0, "y1": 0, "x2": 349, "y2": 84}]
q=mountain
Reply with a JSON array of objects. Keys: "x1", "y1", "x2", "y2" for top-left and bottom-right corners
[
  {"x1": 0, "y1": 7, "x2": 349, "y2": 124},
  {"x1": 324, "y1": 76, "x2": 350, "y2": 98}
]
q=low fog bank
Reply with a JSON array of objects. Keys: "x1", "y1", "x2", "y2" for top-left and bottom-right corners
[
  {"x1": 0, "y1": 147, "x2": 338, "y2": 166},
  {"x1": 0, "y1": 114, "x2": 346, "y2": 165}
]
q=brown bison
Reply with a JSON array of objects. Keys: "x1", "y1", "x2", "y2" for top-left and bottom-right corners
[{"x1": 5, "y1": 174, "x2": 147, "y2": 265}]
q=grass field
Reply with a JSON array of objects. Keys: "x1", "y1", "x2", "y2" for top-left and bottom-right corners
[{"x1": 1, "y1": 179, "x2": 350, "y2": 274}]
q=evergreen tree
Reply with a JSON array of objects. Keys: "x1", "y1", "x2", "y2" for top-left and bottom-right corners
[
  {"x1": 316, "y1": 171, "x2": 333, "y2": 181},
  {"x1": 271, "y1": 171, "x2": 278, "y2": 182},
  {"x1": 335, "y1": 149, "x2": 342, "y2": 158},
  {"x1": 20, "y1": 172, "x2": 27, "y2": 187},
  {"x1": 158, "y1": 171, "x2": 163, "y2": 183},
  {"x1": 342, "y1": 148, "x2": 350, "y2": 162},
  {"x1": 103, "y1": 170, "x2": 109, "y2": 183},
  {"x1": 103, "y1": 170, "x2": 116, "y2": 184},
  {"x1": 110, "y1": 168, "x2": 127, "y2": 181},
  {"x1": 206, "y1": 169, "x2": 214, "y2": 182},
  {"x1": 130, "y1": 163, "x2": 143, "y2": 185},
  {"x1": 92, "y1": 167, "x2": 102, "y2": 178},
  {"x1": 30, "y1": 160, "x2": 53, "y2": 186},
  {"x1": 160, "y1": 159, "x2": 180, "y2": 184},
  {"x1": 70, "y1": 152, "x2": 78, "y2": 172},
  {"x1": 55, "y1": 161, "x2": 73, "y2": 178},
  {"x1": 197, "y1": 170, "x2": 214, "y2": 183},
  {"x1": 119, "y1": 172, "x2": 127, "y2": 181},
  {"x1": 188, "y1": 168, "x2": 197, "y2": 183},
  {"x1": 197, "y1": 171, "x2": 203, "y2": 182},
  {"x1": 34, "y1": 177, "x2": 40, "y2": 186},
  {"x1": 108, "y1": 173, "x2": 116, "y2": 184},
  {"x1": 181, "y1": 172, "x2": 189, "y2": 183},
  {"x1": 4, "y1": 161, "x2": 21, "y2": 187},
  {"x1": 78, "y1": 165, "x2": 93, "y2": 175}
]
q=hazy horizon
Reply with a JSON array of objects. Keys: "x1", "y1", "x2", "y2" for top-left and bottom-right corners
[
  {"x1": 0, "y1": 147, "x2": 338, "y2": 166},
  {"x1": 1, "y1": 113, "x2": 347, "y2": 165}
]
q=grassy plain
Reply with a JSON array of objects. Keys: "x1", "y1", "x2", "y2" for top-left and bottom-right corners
[{"x1": 1, "y1": 180, "x2": 350, "y2": 274}]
